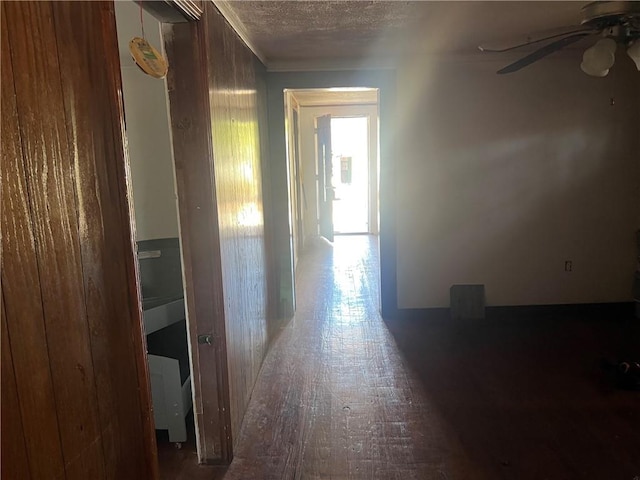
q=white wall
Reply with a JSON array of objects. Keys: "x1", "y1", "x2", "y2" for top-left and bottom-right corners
[
  {"x1": 115, "y1": 1, "x2": 179, "y2": 241},
  {"x1": 284, "y1": 92, "x2": 301, "y2": 268},
  {"x1": 394, "y1": 54, "x2": 640, "y2": 308},
  {"x1": 298, "y1": 104, "x2": 379, "y2": 243}
]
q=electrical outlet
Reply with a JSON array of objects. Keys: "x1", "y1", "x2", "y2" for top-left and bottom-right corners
[{"x1": 565, "y1": 260, "x2": 572, "y2": 272}]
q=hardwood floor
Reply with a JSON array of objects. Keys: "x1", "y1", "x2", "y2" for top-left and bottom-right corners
[{"x1": 162, "y1": 235, "x2": 640, "y2": 479}]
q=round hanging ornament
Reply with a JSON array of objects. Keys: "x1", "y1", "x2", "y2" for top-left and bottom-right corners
[{"x1": 129, "y1": 36, "x2": 168, "y2": 79}]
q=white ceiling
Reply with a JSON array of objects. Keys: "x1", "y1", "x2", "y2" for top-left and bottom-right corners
[{"x1": 217, "y1": 1, "x2": 588, "y2": 70}]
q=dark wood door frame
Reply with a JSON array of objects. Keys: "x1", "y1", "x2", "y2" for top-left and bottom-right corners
[
  {"x1": 128, "y1": 0, "x2": 232, "y2": 464},
  {"x1": 161, "y1": 16, "x2": 232, "y2": 463},
  {"x1": 267, "y1": 71, "x2": 397, "y2": 319}
]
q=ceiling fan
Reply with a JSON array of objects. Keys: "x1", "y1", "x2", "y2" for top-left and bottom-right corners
[{"x1": 479, "y1": 1, "x2": 640, "y2": 76}]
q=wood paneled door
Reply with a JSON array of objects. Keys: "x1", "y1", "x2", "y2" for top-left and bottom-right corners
[{"x1": 1, "y1": 2, "x2": 157, "y2": 478}]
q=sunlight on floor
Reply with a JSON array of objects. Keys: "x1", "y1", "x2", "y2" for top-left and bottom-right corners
[{"x1": 330, "y1": 236, "x2": 379, "y2": 326}]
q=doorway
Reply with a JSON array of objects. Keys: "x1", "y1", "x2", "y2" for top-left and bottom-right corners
[
  {"x1": 114, "y1": 0, "x2": 196, "y2": 469},
  {"x1": 284, "y1": 89, "x2": 379, "y2": 248},
  {"x1": 331, "y1": 116, "x2": 371, "y2": 235},
  {"x1": 283, "y1": 88, "x2": 381, "y2": 310}
]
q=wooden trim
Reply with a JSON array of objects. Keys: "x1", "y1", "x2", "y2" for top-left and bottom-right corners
[
  {"x1": 135, "y1": 0, "x2": 203, "y2": 23},
  {"x1": 162, "y1": 17, "x2": 232, "y2": 463},
  {"x1": 99, "y1": 2, "x2": 160, "y2": 477},
  {"x1": 172, "y1": 0, "x2": 203, "y2": 21}
]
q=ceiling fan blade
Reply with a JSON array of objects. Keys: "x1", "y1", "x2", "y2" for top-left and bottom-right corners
[
  {"x1": 497, "y1": 32, "x2": 595, "y2": 74},
  {"x1": 479, "y1": 26, "x2": 597, "y2": 53}
]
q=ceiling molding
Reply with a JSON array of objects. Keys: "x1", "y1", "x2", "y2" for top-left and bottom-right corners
[{"x1": 212, "y1": 0, "x2": 269, "y2": 66}]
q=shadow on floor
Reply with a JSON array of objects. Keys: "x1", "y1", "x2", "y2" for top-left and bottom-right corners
[
  {"x1": 383, "y1": 310, "x2": 640, "y2": 479},
  {"x1": 157, "y1": 411, "x2": 228, "y2": 480}
]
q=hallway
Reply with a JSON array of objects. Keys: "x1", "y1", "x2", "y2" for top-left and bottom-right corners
[
  {"x1": 164, "y1": 235, "x2": 471, "y2": 478},
  {"x1": 223, "y1": 235, "x2": 468, "y2": 479},
  {"x1": 163, "y1": 235, "x2": 640, "y2": 480}
]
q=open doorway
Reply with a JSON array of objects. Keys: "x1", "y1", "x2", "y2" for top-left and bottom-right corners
[
  {"x1": 114, "y1": 1, "x2": 195, "y2": 470},
  {"x1": 284, "y1": 88, "x2": 380, "y2": 307},
  {"x1": 285, "y1": 88, "x2": 379, "y2": 247},
  {"x1": 116, "y1": 0, "x2": 271, "y2": 468},
  {"x1": 268, "y1": 72, "x2": 396, "y2": 319},
  {"x1": 331, "y1": 116, "x2": 371, "y2": 235}
]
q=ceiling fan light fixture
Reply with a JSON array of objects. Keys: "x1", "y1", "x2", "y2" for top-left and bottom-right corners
[
  {"x1": 581, "y1": 38, "x2": 617, "y2": 76},
  {"x1": 482, "y1": 2, "x2": 640, "y2": 74},
  {"x1": 597, "y1": 38, "x2": 618, "y2": 55},
  {"x1": 627, "y1": 41, "x2": 640, "y2": 70},
  {"x1": 580, "y1": 63, "x2": 610, "y2": 77}
]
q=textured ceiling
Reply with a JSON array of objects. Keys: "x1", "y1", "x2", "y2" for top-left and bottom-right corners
[{"x1": 220, "y1": 1, "x2": 586, "y2": 69}]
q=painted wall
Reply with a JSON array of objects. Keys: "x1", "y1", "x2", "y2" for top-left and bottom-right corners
[
  {"x1": 115, "y1": 1, "x2": 179, "y2": 241},
  {"x1": 284, "y1": 92, "x2": 301, "y2": 270},
  {"x1": 298, "y1": 104, "x2": 379, "y2": 243},
  {"x1": 395, "y1": 54, "x2": 640, "y2": 308}
]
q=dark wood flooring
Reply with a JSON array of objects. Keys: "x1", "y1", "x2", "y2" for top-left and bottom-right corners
[{"x1": 161, "y1": 235, "x2": 640, "y2": 479}]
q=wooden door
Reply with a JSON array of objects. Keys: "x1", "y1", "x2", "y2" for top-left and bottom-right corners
[
  {"x1": 316, "y1": 115, "x2": 334, "y2": 242},
  {"x1": 1, "y1": 2, "x2": 157, "y2": 478}
]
